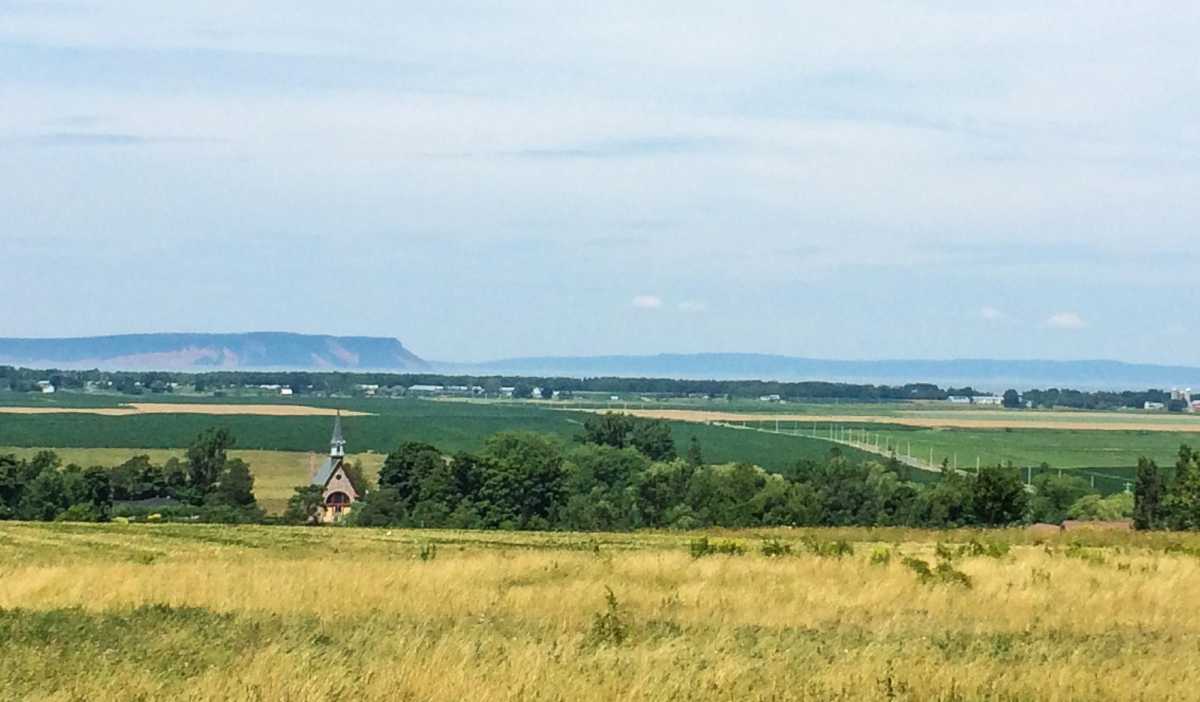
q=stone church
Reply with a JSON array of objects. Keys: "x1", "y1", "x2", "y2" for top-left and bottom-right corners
[{"x1": 310, "y1": 412, "x2": 361, "y2": 522}]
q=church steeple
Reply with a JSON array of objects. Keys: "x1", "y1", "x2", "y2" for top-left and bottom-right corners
[{"x1": 330, "y1": 411, "x2": 346, "y2": 458}]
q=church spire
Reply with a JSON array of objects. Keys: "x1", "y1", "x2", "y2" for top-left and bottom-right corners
[{"x1": 330, "y1": 410, "x2": 345, "y2": 458}]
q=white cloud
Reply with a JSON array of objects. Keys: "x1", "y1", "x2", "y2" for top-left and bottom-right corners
[
  {"x1": 979, "y1": 306, "x2": 1004, "y2": 321},
  {"x1": 632, "y1": 295, "x2": 663, "y2": 309},
  {"x1": 1045, "y1": 312, "x2": 1087, "y2": 330},
  {"x1": 678, "y1": 301, "x2": 707, "y2": 312}
]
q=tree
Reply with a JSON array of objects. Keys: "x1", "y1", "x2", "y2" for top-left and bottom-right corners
[
  {"x1": 579, "y1": 413, "x2": 633, "y2": 449},
  {"x1": 18, "y1": 467, "x2": 66, "y2": 521},
  {"x1": 378, "y1": 442, "x2": 443, "y2": 507},
  {"x1": 970, "y1": 464, "x2": 1029, "y2": 526},
  {"x1": 1069, "y1": 492, "x2": 1134, "y2": 521},
  {"x1": 477, "y1": 432, "x2": 567, "y2": 529},
  {"x1": 1029, "y1": 473, "x2": 1093, "y2": 524},
  {"x1": 1002, "y1": 389, "x2": 1022, "y2": 409},
  {"x1": 1133, "y1": 457, "x2": 1164, "y2": 530},
  {"x1": 283, "y1": 485, "x2": 325, "y2": 524},
  {"x1": 1164, "y1": 446, "x2": 1200, "y2": 530},
  {"x1": 686, "y1": 437, "x2": 704, "y2": 468},
  {"x1": 210, "y1": 458, "x2": 256, "y2": 507},
  {"x1": 631, "y1": 420, "x2": 676, "y2": 461},
  {"x1": 186, "y1": 428, "x2": 235, "y2": 495}
]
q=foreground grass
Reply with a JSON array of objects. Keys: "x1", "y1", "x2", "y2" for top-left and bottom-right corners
[{"x1": 1, "y1": 523, "x2": 1199, "y2": 700}]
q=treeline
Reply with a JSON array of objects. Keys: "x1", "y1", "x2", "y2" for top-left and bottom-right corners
[
  {"x1": 287, "y1": 413, "x2": 1134, "y2": 531},
  {"x1": 0, "y1": 429, "x2": 261, "y2": 523},
  {"x1": 1023, "y1": 388, "x2": 1171, "y2": 411},
  {"x1": 3, "y1": 364, "x2": 1182, "y2": 408}
]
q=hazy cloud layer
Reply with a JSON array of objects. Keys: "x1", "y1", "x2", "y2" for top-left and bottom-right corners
[{"x1": 1, "y1": 2, "x2": 1198, "y2": 363}]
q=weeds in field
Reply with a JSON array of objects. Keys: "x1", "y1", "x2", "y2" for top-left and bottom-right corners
[
  {"x1": 760, "y1": 538, "x2": 792, "y2": 557},
  {"x1": 585, "y1": 587, "x2": 629, "y2": 648},
  {"x1": 802, "y1": 536, "x2": 854, "y2": 558},
  {"x1": 689, "y1": 537, "x2": 745, "y2": 558},
  {"x1": 418, "y1": 542, "x2": 438, "y2": 561},
  {"x1": 902, "y1": 556, "x2": 972, "y2": 588},
  {"x1": 870, "y1": 546, "x2": 893, "y2": 566}
]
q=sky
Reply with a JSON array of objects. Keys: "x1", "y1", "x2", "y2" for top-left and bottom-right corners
[{"x1": 2, "y1": 1, "x2": 1198, "y2": 363}]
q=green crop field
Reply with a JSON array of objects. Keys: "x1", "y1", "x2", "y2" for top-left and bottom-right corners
[{"x1": 744, "y1": 421, "x2": 1200, "y2": 469}]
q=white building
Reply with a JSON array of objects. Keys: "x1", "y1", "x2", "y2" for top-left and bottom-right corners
[
  {"x1": 947, "y1": 396, "x2": 971, "y2": 404},
  {"x1": 972, "y1": 395, "x2": 1004, "y2": 406},
  {"x1": 1144, "y1": 401, "x2": 1165, "y2": 411}
]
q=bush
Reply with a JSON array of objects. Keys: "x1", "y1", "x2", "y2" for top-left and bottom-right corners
[
  {"x1": 802, "y1": 537, "x2": 853, "y2": 558},
  {"x1": 585, "y1": 587, "x2": 629, "y2": 647},
  {"x1": 903, "y1": 556, "x2": 972, "y2": 588},
  {"x1": 689, "y1": 537, "x2": 745, "y2": 558},
  {"x1": 869, "y1": 547, "x2": 892, "y2": 566},
  {"x1": 760, "y1": 538, "x2": 792, "y2": 557}
]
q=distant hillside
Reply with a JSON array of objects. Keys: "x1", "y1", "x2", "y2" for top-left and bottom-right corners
[
  {"x1": 445, "y1": 353, "x2": 1200, "y2": 391},
  {"x1": 0, "y1": 333, "x2": 428, "y2": 371}
]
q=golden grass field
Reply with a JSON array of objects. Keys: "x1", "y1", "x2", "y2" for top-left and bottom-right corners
[
  {"x1": 0, "y1": 403, "x2": 370, "y2": 417},
  {"x1": 0, "y1": 447, "x2": 386, "y2": 514},
  {"x1": 605, "y1": 408, "x2": 1200, "y2": 433},
  {"x1": 1, "y1": 522, "x2": 1199, "y2": 701}
]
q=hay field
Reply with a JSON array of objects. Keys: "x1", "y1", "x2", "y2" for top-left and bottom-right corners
[
  {"x1": 606, "y1": 407, "x2": 1200, "y2": 433},
  {"x1": 1, "y1": 523, "x2": 1199, "y2": 701},
  {"x1": 0, "y1": 403, "x2": 369, "y2": 417}
]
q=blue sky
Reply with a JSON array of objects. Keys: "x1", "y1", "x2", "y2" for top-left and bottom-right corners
[{"x1": 2, "y1": 1, "x2": 1198, "y2": 363}]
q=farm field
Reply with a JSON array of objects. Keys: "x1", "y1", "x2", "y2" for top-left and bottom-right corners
[
  {"x1": 606, "y1": 407, "x2": 1200, "y2": 432},
  {"x1": 0, "y1": 397, "x2": 873, "y2": 478},
  {"x1": 2, "y1": 522, "x2": 1200, "y2": 700},
  {"x1": 0, "y1": 402, "x2": 366, "y2": 416}
]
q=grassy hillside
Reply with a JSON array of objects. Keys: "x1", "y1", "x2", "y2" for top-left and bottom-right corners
[{"x1": 1, "y1": 522, "x2": 1199, "y2": 700}]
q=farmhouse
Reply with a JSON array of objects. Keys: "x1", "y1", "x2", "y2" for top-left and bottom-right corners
[{"x1": 310, "y1": 412, "x2": 361, "y2": 523}]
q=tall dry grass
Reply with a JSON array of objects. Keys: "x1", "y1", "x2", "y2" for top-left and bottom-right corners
[{"x1": 1, "y1": 523, "x2": 1199, "y2": 701}]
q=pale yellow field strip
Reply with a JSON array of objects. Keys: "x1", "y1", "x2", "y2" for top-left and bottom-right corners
[
  {"x1": 0, "y1": 403, "x2": 370, "y2": 417},
  {"x1": 601, "y1": 408, "x2": 1200, "y2": 433}
]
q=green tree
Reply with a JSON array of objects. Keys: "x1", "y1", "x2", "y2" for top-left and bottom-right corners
[
  {"x1": 18, "y1": 467, "x2": 67, "y2": 521},
  {"x1": 477, "y1": 432, "x2": 567, "y2": 529},
  {"x1": 1069, "y1": 492, "x2": 1134, "y2": 521},
  {"x1": 210, "y1": 458, "x2": 257, "y2": 507},
  {"x1": 283, "y1": 485, "x2": 325, "y2": 524},
  {"x1": 686, "y1": 437, "x2": 704, "y2": 468},
  {"x1": 1164, "y1": 446, "x2": 1200, "y2": 530},
  {"x1": 1029, "y1": 473, "x2": 1093, "y2": 524},
  {"x1": 1133, "y1": 457, "x2": 1164, "y2": 530},
  {"x1": 970, "y1": 464, "x2": 1029, "y2": 526},
  {"x1": 631, "y1": 419, "x2": 676, "y2": 461},
  {"x1": 1002, "y1": 389, "x2": 1022, "y2": 409},
  {"x1": 378, "y1": 442, "x2": 443, "y2": 507},
  {"x1": 186, "y1": 428, "x2": 234, "y2": 495}
]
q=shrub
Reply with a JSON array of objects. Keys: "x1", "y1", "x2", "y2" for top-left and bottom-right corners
[
  {"x1": 869, "y1": 547, "x2": 892, "y2": 566},
  {"x1": 689, "y1": 537, "x2": 745, "y2": 558},
  {"x1": 760, "y1": 538, "x2": 792, "y2": 557},
  {"x1": 803, "y1": 537, "x2": 853, "y2": 558},
  {"x1": 903, "y1": 556, "x2": 972, "y2": 588},
  {"x1": 586, "y1": 587, "x2": 629, "y2": 647}
]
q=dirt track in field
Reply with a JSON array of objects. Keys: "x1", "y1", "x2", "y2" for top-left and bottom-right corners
[
  {"x1": 600, "y1": 409, "x2": 1200, "y2": 433},
  {"x1": 0, "y1": 404, "x2": 370, "y2": 417}
]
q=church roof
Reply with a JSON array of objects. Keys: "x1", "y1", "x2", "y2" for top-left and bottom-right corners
[
  {"x1": 331, "y1": 411, "x2": 344, "y2": 446},
  {"x1": 311, "y1": 456, "x2": 342, "y2": 488}
]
